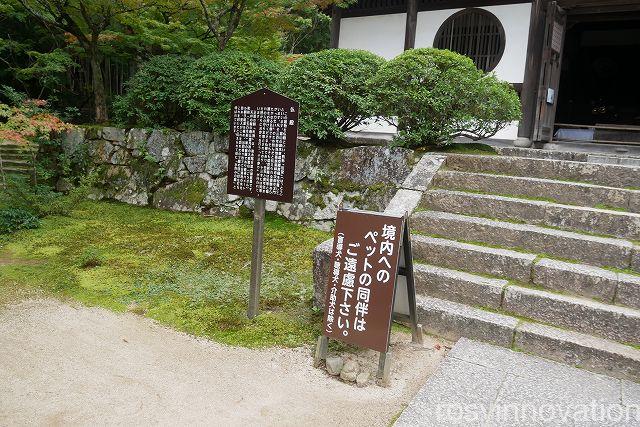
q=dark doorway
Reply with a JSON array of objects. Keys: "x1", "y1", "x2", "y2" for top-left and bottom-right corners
[{"x1": 556, "y1": 18, "x2": 640, "y2": 128}]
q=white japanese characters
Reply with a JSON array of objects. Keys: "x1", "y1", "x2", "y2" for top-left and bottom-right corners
[{"x1": 231, "y1": 104, "x2": 289, "y2": 197}]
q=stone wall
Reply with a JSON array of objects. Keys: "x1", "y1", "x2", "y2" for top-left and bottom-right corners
[{"x1": 62, "y1": 127, "x2": 418, "y2": 229}]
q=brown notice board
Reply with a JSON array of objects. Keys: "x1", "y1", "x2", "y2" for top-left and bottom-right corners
[
  {"x1": 227, "y1": 88, "x2": 299, "y2": 203},
  {"x1": 322, "y1": 209, "x2": 405, "y2": 353}
]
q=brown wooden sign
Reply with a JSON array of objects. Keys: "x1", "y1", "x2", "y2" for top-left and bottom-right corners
[
  {"x1": 322, "y1": 209, "x2": 406, "y2": 353},
  {"x1": 227, "y1": 88, "x2": 299, "y2": 203}
]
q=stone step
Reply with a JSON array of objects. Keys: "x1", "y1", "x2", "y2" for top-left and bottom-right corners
[
  {"x1": 495, "y1": 146, "x2": 588, "y2": 161},
  {"x1": 0, "y1": 153, "x2": 32, "y2": 162},
  {"x1": 433, "y1": 170, "x2": 640, "y2": 213},
  {"x1": 1, "y1": 159, "x2": 30, "y2": 168},
  {"x1": 411, "y1": 234, "x2": 640, "y2": 308},
  {"x1": 411, "y1": 210, "x2": 638, "y2": 271},
  {"x1": 413, "y1": 263, "x2": 507, "y2": 309},
  {"x1": 416, "y1": 295, "x2": 640, "y2": 381},
  {"x1": 496, "y1": 146, "x2": 640, "y2": 166},
  {"x1": 414, "y1": 261, "x2": 640, "y2": 345},
  {"x1": 0, "y1": 145, "x2": 36, "y2": 154},
  {"x1": 534, "y1": 258, "x2": 640, "y2": 309},
  {"x1": 412, "y1": 234, "x2": 536, "y2": 282},
  {"x1": 515, "y1": 322, "x2": 640, "y2": 382},
  {"x1": 422, "y1": 189, "x2": 640, "y2": 240},
  {"x1": 503, "y1": 285, "x2": 640, "y2": 346},
  {"x1": 444, "y1": 153, "x2": 640, "y2": 188},
  {"x1": 1, "y1": 166, "x2": 33, "y2": 175},
  {"x1": 416, "y1": 295, "x2": 518, "y2": 348}
]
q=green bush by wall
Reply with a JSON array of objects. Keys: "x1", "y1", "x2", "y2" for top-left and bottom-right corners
[
  {"x1": 114, "y1": 55, "x2": 195, "y2": 128},
  {"x1": 114, "y1": 52, "x2": 281, "y2": 133},
  {"x1": 371, "y1": 48, "x2": 521, "y2": 148},
  {"x1": 177, "y1": 51, "x2": 281, "y2": 133},
  {"x1": 278, "y1": 49, "x2": 384, "y2": 141}
]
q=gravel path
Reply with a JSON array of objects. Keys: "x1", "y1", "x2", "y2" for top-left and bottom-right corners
[{"x1": 0, "y1": 299, "x2": 448, "y2": 426}]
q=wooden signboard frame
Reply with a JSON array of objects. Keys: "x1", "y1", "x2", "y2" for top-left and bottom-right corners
[
  {"x1": 314, "y1": 208, "x2": 422, "y2": 386},
  {"x1": 226, "y1": 87, "x2": 299, "y2": 319}
]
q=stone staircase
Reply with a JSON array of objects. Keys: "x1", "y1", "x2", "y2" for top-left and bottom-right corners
[
  {"x1": 410, "y1": 151, "x2": 640, "y2": 382},
  {"x1": 0, "y1": 142, "x2": 37, "y2": 185}
]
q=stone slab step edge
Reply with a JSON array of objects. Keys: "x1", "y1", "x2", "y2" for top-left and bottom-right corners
[
  {"x1": 412, "y1": 234, "x2": 640, "y2": 309},
  {"x1": 414, "y1": 263, "x2": 507, "y2": 309},
  {"x1": 496, "y1": 146, "x2": 640, "y2": 167},
  {"x1": 416, "y1": 295, "x2": 640, "y2": 382},
  {"x1": 411, "y1": 210, "x2": 638, "y2": 271},
  {"x1": 443, "y1": 153, "x2": 640, "y2": 189},
  {"x1": 2, "y1": 167, "x2": 33, "y2": 174},
  {"x1": 422, "y1": 188, "x2": 640, "y2": 240},
  {"x1": 0, "y1": 154, "x2": 32, "y2": 162},
  {"x1": 503, "y1": 285, "x2": 640, "y2": 346},
  {"x1": 1, "y1": 159, "x2": 31, "y2": 167},
  {"x1": 412, "y1": 234, "x2": 536, "y2": 283},
  {"x1": 432, "y1": 169, "x2": 640, "y2": 214},
  {"x1": 414, "y1": 262, "x2": 640, "y2": 345}
]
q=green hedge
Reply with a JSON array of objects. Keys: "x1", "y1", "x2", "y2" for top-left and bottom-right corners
[
  {"x1": 115, "y1": 52, "x2": 281, "y2": 133},
  {"x1": 371, "y1": 48, "x2": 521, "y2": 148},
  {"x1": 114, "y1": 55, "x2": 195, "y2": 128},
  {"x1": 278, "y1": 49, "x2": 384, "y2": 141},
  {"x1": 178, "y1": 51, "x2": 282, "y2": 133},
  {"x1": 115, "y1": 48, "x2": 520, "y2": 147}
]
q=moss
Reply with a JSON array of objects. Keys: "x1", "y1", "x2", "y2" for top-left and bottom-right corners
[
  {"x1": 0, "y1": 200, "x2": 330, "y2": 347},
  {"x1": 594, "y1": 203, "x2": 629, "y2": 212},
  {"x1": 155, "y1": 176, "x2": 208, "y2": 208},
  {"x1": 427, "y1": 143, "x2": 498, "y2": 156},
  {"x1": 307, "y1": 192, "x2": 326, "y2": 209}
]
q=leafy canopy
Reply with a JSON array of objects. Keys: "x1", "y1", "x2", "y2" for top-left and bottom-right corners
[
  {"x1": 371, "y1": 48, "x2": 522, "y2": 148},
  {"x1": 278, "y1": 49, "x2": 384, "y2": 141}
]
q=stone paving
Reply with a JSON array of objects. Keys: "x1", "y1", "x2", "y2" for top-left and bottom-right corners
[{"x1": 395, "y1": 338, "x2": 640, "y2": 426}]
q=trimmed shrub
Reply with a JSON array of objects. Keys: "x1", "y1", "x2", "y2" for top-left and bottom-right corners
[
  {"x1": 113, "y1": 55, "x2": 195, "y2": 128},
  {"x1": 278, "y1": 49, "x2": 384, "y2": 141},
  {"x1": 371, "y1": 48, "x2": 521, "y2": 148},
  {"x1": 178, "y1": 51, "x2": 282, "y2": 133},
  {"x1": 0, "y1": 208, "x2": 40, "y2": 234}
]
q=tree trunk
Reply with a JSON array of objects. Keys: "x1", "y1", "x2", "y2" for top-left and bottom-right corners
[{"x1": 90, "y1": 51, "x2": 108, "y2": 123}]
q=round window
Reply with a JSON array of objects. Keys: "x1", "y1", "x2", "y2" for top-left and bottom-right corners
[{"x1": 434, "y1": 8, "x2": 506, "y2": 72}]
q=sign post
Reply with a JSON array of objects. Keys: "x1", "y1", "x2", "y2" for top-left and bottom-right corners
[
  {"x1": 227, "y1": 88, "x2": 299, "y2": 319},
  {"x1": 314, "y1": 208, "x2": 422, "y2": 386},
  {"x1": 248, "y1": 198, "x2": 266, "y2": 319}
]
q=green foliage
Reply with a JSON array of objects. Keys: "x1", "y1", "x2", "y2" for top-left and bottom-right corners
[
  {"x1": 0, "y1": 172, "x2": 98, "y2": 218},
  {"x1": 371, "y1": 48, "x2": 522, "y2": 148},
  {"x1": 0, "y1": 85, "x2": 27, "y2": 106},
  {"x1": 14, "y1": 49, "x2": 77, "y2": 93},
  {"x1": 278, "y1": 49, "x2": 385, "y2": 141},
  {"x1": 0, "y1": 208, "x2": 40, "y2": 234},
  {"x1": 113, "y1": 55, "x2": 195, "y2": 128},
  {"x1": 281, "y1": 6, "x2": 331, "y2": 54},
  {"x1": 178, "y1": 51, "x2": 282, "y2": 133}
]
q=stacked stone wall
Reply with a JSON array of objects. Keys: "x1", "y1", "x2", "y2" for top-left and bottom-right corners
[{"x1": 62, "y1": 127, "x2": 418, "y2": 229}]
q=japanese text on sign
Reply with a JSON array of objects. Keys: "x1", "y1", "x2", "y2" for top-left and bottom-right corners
[
  {"x1": 227, "y1": 88, "x2": 298, "y2": 203},
  {"x1": 323, "y1": 210, "x2": 404, "y2": 353}
]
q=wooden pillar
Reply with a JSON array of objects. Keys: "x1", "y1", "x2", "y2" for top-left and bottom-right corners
[
  {"x1": 330, "y1": 6, "x2": 342, "y2": 49},
  {"x1": 404, "y1": 0, "x2": 418, "y2": 50},
  {"x1": 517, "y1": 0, "x2": 547, "y2": 142}
]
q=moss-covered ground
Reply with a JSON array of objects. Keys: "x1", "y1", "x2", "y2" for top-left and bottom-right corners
[{"x1": 0, "y1": 201, "x2": 331, "y2": 347}]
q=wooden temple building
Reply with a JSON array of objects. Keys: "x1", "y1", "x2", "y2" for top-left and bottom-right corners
[{"x1": 330, "y1": 0, "x2": 640, "y2": 148}]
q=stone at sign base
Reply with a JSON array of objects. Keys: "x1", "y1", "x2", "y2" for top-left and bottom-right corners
[
  {"x1": 326, "y1": 357, "x2": 343, "y2": 376},
  {"x1": 513, "y1": 137, "x2": 533, "y2": 148},
  {"x1": 340, "y1": 359, "x2": 359, "y2": 382},
  {"x1": 356, "y1": 371, "x2": 370, "y2": 387}
]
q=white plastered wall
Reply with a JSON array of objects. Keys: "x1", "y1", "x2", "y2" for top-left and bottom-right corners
[
  {"x1": 415, "y1": 4, "x2": 532, "y2": 140},
  {"x1": 338, "y1": 13, "x2": 407, "y2": 59}
]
